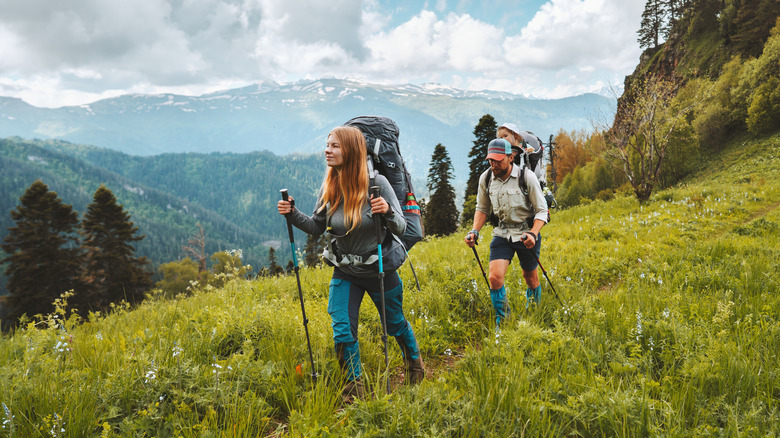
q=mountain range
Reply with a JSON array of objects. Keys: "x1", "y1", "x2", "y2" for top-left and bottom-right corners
[{"x1": 0, "y1": 79, "x2": 616, "y2": 183}]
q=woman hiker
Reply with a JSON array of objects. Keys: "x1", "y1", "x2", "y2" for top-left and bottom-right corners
[{"x1": 277, "y1": 125, "x2": 424, "y2": 402}]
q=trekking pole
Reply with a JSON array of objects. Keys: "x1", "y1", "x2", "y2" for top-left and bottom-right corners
[
  {"x1": 471, "y1": 242, "x2": 491, "y2": 291},
  {"x1": 280, "y1": 189, "x2": 317, "y2": 381},
  {"x1": 370, "y1": 186, "x2": 391, "y2": 393},
  {"x1": 521, "y1": 234, "x2": 565, "y2": 308},
  {"x1": 407, "y1": 252, "x2": 421, "y2": 291}
]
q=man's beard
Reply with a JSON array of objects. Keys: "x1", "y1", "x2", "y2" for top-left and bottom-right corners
[{"x1": 493, "y1": 165, "x2": 510, "y2": 179}]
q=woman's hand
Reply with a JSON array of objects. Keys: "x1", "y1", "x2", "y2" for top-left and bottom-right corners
[
  {"x1": 370, "y1": 195, "x2": 389, "y2": 215},
  {"x1": 277, "y1": 197, "x2": 294, "y2": 215}
]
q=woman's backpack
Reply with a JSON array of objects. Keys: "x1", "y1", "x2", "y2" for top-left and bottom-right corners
[{"x1": 344, "y1": 116, "x2": 424, "y2": 251}]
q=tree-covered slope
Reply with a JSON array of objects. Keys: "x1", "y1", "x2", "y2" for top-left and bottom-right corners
[{"x1": 0, "y1": 138, "x2": 326, "y2": 284}]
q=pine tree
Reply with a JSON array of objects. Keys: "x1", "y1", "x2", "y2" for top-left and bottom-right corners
[
  {"x1": 81, "y1": 185, "x2": 151, "y2": 309},
  {"x1": 424, "y1": 144, "x2": 459, "y2": 236},
  {"x1": 267, "y1": 247, "x2": 283, "y2": 276},
  {"x1": 182, "y1": 223, "x2": 207, "y2": 273},
  {"x1": 462, "y1": 114, "x2": 497, "y2": 224},
  {"x1": 303, "y1": 233, "x2": 326, "y2": 267},
  {"x1": 638, "y1": 0, "x2": 668, "y2": 49},
  {"x1": 730, "y1": 0, "x2": 780, "y2": 58},
  {"x1": 1, "y1": 180, "x2": 84, "y2": 325}
]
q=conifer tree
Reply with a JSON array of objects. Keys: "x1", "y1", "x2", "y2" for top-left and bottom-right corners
[
  {"x1": 424, "y1": 144, "x2": 459, "y2": 236},
  {"x1": 730, "y1": 0, "x2": 780, "y2": 58},
  {"x1": 267, "y1": 247, "x2": 283, "y2": 276},
  {"x1": 303, "y1": 233, "x2": 326, "y2": 267},
  {"x1": 81, "y1": 185, "x2": 151, "y2": 309},
  {"x1": 462, "y1": 114, "x2": 497, "y2": 224},
  {"x1": 182, "y1": 223, "x2": 207, "y2": 273},
  {"x1": 1, "y1": 180, "x2": 84, "y2": 325},
  {"x1": 638, "y1": 0, "x2": 668, "y2": 49}
]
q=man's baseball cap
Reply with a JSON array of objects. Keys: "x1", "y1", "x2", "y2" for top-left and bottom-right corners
[
  {"x1": 486, "y1": 138, "x2": 512, "y2": 160},
  {"x1": 498, "y1": 122, "x2": 522, "y2": 137}
]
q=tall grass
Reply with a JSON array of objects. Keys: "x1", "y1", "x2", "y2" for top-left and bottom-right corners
[{"x1": 0, "y1": 133, "x2": 778, "y2": 436}]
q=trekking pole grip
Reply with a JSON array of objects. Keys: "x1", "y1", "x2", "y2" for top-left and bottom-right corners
[
  {"x1": 370, "y1": 186, "x2": 382, "y2": 245},
  {"x1": 280, "y1": 189, "x2": 295, "y2": 243}
]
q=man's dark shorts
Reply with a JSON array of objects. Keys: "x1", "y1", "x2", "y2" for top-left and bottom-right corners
[{"x1": 489, "y1": 234, "x2": 542, "y2": 272}]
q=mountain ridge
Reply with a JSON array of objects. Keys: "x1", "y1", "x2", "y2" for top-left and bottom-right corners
[{"x1": 0, "y1": 79, "x2": 616, "y2": 183}]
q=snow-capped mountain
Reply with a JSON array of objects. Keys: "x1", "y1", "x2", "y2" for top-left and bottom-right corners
[{"x1": 0, "y1": 79, "x2": 615, "y2": 182}]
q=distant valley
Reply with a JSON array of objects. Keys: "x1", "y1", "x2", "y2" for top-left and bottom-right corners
[{"x1": 0, "y1": 79, "x2": 616, "y2": 184}]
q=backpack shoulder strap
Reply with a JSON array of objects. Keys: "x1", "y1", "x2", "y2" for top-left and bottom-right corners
[
  {"x1": 482, "y1": 169, "x2": 494, "y2": 196},
  {"x1": 366, "y1": 156, "x2": 377, "y2": 191},
  {"x1": 518, "y1": 164, "x2": 529, "y2": 196}
]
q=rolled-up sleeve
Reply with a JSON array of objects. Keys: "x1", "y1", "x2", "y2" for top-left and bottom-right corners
[{"x1": 475, "y1": 170, "x2": 491, "y2": 215}]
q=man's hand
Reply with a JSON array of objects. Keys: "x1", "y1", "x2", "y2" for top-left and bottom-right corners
[
  {"x1": 464, "y1": 229, "x2": 479, "y2": 248},
  {"x1": 521, "y1": 232, "x2": 536, "y2": 249}
]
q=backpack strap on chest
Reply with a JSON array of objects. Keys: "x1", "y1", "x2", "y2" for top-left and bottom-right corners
[{"x1": 484, "y1": 164, "x2": 529, "y2": 197}]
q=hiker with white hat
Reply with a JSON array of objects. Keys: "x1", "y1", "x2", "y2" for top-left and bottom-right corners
[{"x1": 497, "y1": 123, "x2": 547, "y2": 185}]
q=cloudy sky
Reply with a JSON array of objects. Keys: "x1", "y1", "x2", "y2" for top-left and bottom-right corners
[{"x1": 0, "y1": 0, "x2": 646, "y2": 108}]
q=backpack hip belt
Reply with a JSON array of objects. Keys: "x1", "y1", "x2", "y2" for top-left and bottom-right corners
[{"x1": 498, "y1": 221, "x2": 528, "y2": 229}]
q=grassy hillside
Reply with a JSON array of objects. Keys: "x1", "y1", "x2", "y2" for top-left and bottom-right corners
[{"x1": 0, "y1": 133, "x2": 777, "y2": 436}]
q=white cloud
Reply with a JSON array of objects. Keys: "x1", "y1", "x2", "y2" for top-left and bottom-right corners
[
  {"x1": 503, "y1": 0, "x2": 644, "y2": 71},
  {"x1": 365, "y1": 11, "x2": 505, "y2": 76},
  {"x1": 0, "y1": 0, "x2": 643, "y2": 107}
]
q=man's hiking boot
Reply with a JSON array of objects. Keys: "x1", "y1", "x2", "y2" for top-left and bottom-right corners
[
  {"x1": 341, "y1": 379, "x2": 365, "y2": 404},
  {"x1": 526, "y1": 285, "x2": 541, "y2": 309},
  {"x1": 405, "y1": 354, "x2": 426, "y2": 385}
]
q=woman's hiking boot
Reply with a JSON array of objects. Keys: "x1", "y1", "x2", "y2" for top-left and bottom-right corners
[
  {"x1": 400, "y1": 342, "x2": 426, "y2": 385},
  {"x1": 405, "y1": 354, "x2": 426, "y2": 384},
  {"x1": 341, "y1": 379, "x2": 366, "y2": 404}
]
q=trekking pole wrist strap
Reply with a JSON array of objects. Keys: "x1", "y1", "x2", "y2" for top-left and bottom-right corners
[{"x1": 469, "y1": 229, "x2": 479, "y2": 240}]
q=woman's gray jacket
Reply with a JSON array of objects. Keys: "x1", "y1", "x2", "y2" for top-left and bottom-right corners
[{"x1": 288, "y1": 174, "x2": 407, "y2": 278}]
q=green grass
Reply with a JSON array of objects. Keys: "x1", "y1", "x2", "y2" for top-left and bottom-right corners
[{"x1": 1, "y1": 133, "x2": 778, "y2": 437}]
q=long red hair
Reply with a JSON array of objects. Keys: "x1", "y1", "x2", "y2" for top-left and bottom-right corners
[{"x1": 317, "y1": 126, "x2": 368, "y2": 233}]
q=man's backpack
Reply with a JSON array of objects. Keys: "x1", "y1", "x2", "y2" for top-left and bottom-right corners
[
  {"x1": 483, "y1": 163, "x2": 551, "y2": 225},
  {"x1": 515, "y1": 131, "x2": 556, "y2": 209},
  {"x1": 344, "y1": 116, "x2": 424, "y2": 251},
  {"x1": 516, "y1": 131, "x2": 546, "y2": 185}
]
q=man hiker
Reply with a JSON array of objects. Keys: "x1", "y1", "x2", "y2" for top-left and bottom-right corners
[{"x1": 464, "y1": 138, "x2": 549, "y2": 327}]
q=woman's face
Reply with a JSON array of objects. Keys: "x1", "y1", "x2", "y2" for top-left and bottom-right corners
[{"x1": 325, "y1": 133, "x2": 344, "y2": 168}]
